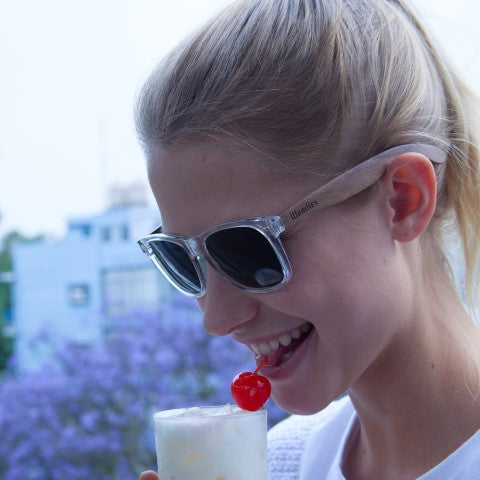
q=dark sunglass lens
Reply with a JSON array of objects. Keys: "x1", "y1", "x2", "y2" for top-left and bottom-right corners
[
  {"x1": 205, "y1": 227, "x2": 284, "y2": 288},
  {"x1": 149, "y1": 240, "x2": 201, "y2": 295}
]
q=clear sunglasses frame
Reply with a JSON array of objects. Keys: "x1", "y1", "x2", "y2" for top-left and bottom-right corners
[
  {"x1": 138, "y1": 216, "x2": 290, "y2": 297},
  {"x1": 138, "y1": 143, "x2": 447, "y2": 298}
]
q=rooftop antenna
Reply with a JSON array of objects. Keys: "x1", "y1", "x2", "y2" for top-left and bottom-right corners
[{"x1": 98, "y1": 117, "x2": 109, "y2": 211}]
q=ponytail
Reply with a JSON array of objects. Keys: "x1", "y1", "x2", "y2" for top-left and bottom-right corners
[{"x1": 393, "y1": 0, "x2": 480, "y2": 305}]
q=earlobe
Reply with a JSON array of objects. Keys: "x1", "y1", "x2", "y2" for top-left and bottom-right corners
[{"x1": 381, "y1": 153, "x2": 437, "y2": 243}]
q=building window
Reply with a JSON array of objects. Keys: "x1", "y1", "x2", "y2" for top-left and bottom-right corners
[
  {"x1": 120, "y1": 224, "x2": 129, "y2": 241},
  {"x1": 103, "y1": 268, "x2": 162, "y2": 317},
  {"x1": 101, "y1": 227, "x2": 111, "y2": 242},
  {"x1": 68, "y1": 284, "x2": 90, "y2": 306},
  {"x1": 69, "y1": 223, "x2": 91, "y2": 238}
]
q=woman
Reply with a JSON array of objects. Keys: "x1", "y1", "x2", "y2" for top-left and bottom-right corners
[{"x1": 136, "y1": 0, "x2": 480, "y2": 478}]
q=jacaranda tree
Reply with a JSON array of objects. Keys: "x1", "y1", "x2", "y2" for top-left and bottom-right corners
[{"x1": 0, "y1": 293, "x2": 287, "y2": 480}]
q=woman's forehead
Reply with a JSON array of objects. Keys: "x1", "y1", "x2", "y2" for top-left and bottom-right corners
[
  {"x1": 147, "y1": 143, "x2": 308, "y2": 233},
  {"x1": 148, "y1": 143, "x2": 267, "y2": 201}
]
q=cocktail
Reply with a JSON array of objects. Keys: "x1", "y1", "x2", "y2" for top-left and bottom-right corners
[
  {"x1": 153, "y1": 361, "x2": 271, "y2": 479},
  {"x1": 153, "y1": 404, "x2": 267, "y2": 480}
]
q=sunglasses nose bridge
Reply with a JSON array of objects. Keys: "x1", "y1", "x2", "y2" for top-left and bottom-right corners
[
  {"x1": 184, "y1": 237, "x2": 204, "y2": 260},
  {"x1": 185, "y1": 237, "x2": 208, "y2": 277},
  {"x1": 185, "y1": 235, "x2": 241, "y2": 292}
]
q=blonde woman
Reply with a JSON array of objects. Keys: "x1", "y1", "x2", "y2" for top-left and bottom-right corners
[{"x1": 136, "y1": 0, "x2": 480, "y2": 478}]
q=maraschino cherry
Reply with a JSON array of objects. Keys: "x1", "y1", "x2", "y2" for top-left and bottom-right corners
[{"x1": 231, "y1": 359, "x2": 271, "y2": 411}]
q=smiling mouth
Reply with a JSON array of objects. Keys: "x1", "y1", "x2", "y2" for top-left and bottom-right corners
[{"x1": 249, "y1": 323, "x2": 313, "y2": 368}]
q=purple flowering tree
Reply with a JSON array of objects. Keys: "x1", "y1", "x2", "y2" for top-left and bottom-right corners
[{"x1": 0, "y1": 293, "x2": 287, "y2": 480}]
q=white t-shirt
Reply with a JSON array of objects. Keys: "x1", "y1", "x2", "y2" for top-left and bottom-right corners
[{"x1": 268, "y1": 395, "x2": 480, "y2": 479}]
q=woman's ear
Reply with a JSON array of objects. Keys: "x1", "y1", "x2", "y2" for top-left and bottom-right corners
[{"x1": 380, "y1": 153, "x2": 437, "y2": 242}]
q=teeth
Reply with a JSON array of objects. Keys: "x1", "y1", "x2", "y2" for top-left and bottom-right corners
[
  {"x1": 251, "y1": 344, "x2": 261, "y2": 355},
  {"x1": 250, "y1": 323, "x2": 312, "y2": 356},
  {"x1": 269, "y1": 339, "x2": 280, "y2": 351},
  {"x1": 291, "y1": 328, "x2": 301, "y2": 339},
  {"x1": 279, "y1": 335, "x2": 292, "y2": 347},
  {"x1": 259, "y1": 343, "x2": 271, "y2": 355}
]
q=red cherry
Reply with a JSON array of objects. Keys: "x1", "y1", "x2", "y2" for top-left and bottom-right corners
[{"x1": 231, "y1": 361, "x2": 271, "y2": 411}]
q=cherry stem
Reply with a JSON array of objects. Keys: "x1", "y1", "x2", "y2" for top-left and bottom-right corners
[{"x1": 253, "y1": 358, "x2": 268, "y2": 375}]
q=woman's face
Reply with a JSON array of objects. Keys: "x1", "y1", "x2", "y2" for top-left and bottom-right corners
[{"x1": 148, "y1": 142, "x2": 413, "y2": 414}]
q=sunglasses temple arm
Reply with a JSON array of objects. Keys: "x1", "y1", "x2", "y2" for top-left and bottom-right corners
[{"x1": 279, "y1": 143, "x2": 447, "y2": 229}]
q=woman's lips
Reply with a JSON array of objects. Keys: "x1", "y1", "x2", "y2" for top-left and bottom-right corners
[
  {"x1": 258, "y1": 326, "x2": 316, "y2": 382},
  {"x1": 254, "y1": 324, "x2": 313, "y2": 368}
]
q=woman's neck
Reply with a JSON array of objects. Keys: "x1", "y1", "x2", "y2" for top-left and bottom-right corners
[{"x1": 344, "y1": 281, "x2": 480, "y2": 480}]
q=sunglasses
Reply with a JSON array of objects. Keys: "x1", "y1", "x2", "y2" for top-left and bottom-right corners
[{"x1": 138, "y1": 143, "x2": 446, "y2": 298}]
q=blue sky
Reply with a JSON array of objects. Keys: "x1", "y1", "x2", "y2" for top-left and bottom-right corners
[{"x1": 1, "y1": 0, "x2": 479, "y2": 238}]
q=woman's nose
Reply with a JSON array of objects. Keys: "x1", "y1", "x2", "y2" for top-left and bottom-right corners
[{"x1": 198, "y1": 265, "x2": 258, "y2": 336}]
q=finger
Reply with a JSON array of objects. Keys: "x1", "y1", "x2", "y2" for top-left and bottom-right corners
[{"x1": 139, "y1": 470, "x2": 159, "y2": 480}]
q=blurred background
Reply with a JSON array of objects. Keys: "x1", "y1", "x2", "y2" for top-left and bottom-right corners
[{"x1": 0, "y1": 0, "x2": 479, "y2": 479}]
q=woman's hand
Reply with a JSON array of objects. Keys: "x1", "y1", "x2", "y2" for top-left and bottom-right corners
[{"x1": 139, "y1": 471, "x2": 159, "y2": 480}]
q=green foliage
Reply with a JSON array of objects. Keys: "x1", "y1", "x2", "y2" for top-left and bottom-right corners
[
  {"x1": 0, "y1": 230, "x2": 45, "y2": 373},
  {"x1": 0, "y1": 330, "x2": 13, "y2": 373},
  {"x1": 0, "y1": 238, "x2": 12, "y2": 313}
]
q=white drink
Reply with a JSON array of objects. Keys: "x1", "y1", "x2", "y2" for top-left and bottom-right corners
[{"x1": 153, "y1": 404, "x2": 267, "y2": 480}]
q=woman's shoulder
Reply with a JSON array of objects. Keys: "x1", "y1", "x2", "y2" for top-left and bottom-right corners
[
  {"x1": 420, "y1": 429, "x2": 480, "y2": 479},
  {"x1": 267, "y1": 394, "x2": 353, "y2": 479}
]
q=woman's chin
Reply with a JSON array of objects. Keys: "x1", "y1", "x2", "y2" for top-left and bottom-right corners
[{"x1": 272, "y1": 388, "x2": 335, "y2": 416}]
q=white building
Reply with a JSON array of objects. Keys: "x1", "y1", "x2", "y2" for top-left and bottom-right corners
[{"x1": 12, "y1": 186, "x2": 174, "y2": 371}]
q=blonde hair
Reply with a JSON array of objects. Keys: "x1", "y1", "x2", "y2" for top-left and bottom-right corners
[{"x1": 136, "y1": 0, "x2": 480, "y2": 304}]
